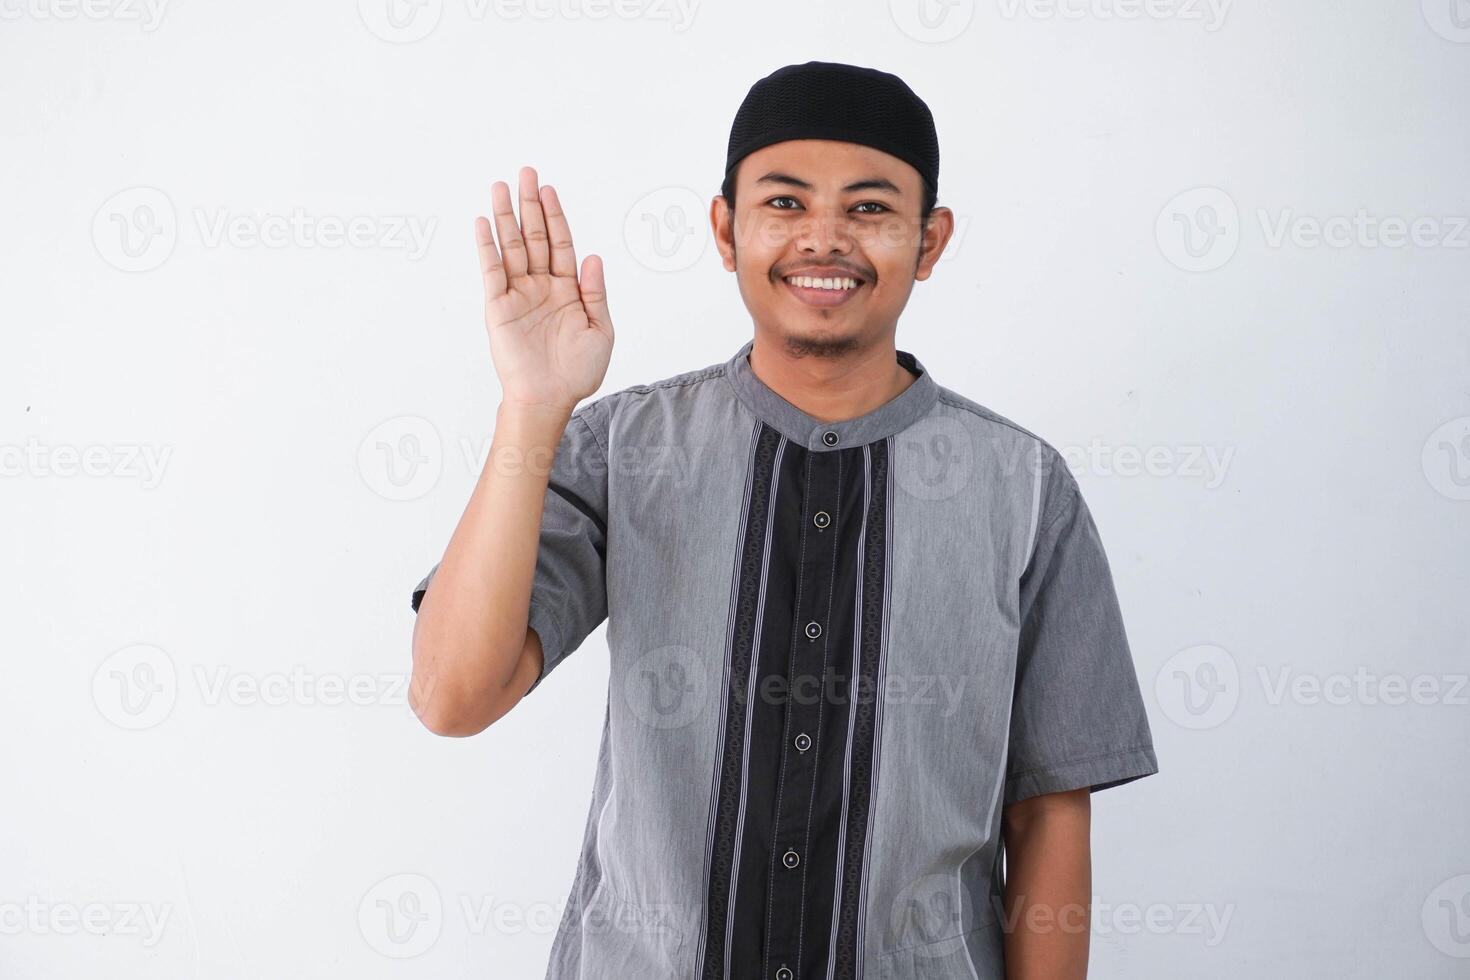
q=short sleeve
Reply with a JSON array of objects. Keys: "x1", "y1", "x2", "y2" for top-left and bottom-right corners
[
  {"x1": 410, "y1": 399, "x2": 611, "y2": 697},
  {"x1": 1003, "y1": 460, "x2": 1159, "y2": 805}
]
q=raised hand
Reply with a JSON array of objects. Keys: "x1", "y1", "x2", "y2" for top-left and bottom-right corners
[{"x1": 478, "y1": 166, "x2": 615, "y2": 413}]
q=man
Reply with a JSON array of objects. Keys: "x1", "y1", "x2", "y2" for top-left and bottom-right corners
[{"x1": 409, "y1": 61, "x2": 1158, "y2": 980}]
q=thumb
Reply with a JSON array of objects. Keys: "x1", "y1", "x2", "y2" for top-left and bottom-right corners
[{"x1": 579, "y1": 254, "x2": 614, "y2": 338}]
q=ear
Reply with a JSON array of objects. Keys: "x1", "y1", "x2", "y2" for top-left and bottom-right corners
[
  {"x1": 711, "y1": 195, "x2": 737, "y2": 273},
  {"x1": 913, "y1": 206, "x2": 956, "y2": 282}
]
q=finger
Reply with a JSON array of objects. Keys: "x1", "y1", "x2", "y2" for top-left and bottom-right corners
[
  {"x1": 491, "y1": 179, "x2": 526, "y2": 279},
  {"x1": 540, "y1": 184, "x2": 578, "y2": 279},
  {"x1": 475, "y1": 215, "x2": 506, "y2": 298},
  {"x1": 578, "y1": 254, "x2": 614, "y2": 338},
  {"x1": 517, "y1": 166, "x2": 550, "y2": 276}
]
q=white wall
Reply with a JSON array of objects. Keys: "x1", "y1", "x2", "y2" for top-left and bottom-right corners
[{"x1": 3, "y1": 0, "x2": 1468, "y2": 976}]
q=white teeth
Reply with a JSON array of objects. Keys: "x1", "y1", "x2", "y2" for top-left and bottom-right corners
[{"x1": 786, "y1": 276, "x2": 859, "y2": 291}]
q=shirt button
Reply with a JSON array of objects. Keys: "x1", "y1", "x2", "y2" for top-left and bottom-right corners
[
  {"x1": 782, "y1": 849, "x2": 800, "y2": 869},
  {"x1": 776, "y1": 968, "x2": 794, "y2": 980},
  {"x1": 794, "y1": 733, "x2": 811, "y2": 752},
  {"x1": 812, "y1": 510, "x2": 830, "y2": 529},
  {"x1": 822, "y1": 430, "x2": 839, "y2": 447},
  {"x1": 804, "y1": 621, "x2": 822, "y2": 640}
]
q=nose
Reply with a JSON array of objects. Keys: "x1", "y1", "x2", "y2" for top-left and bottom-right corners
[{"x1": 794, "y1": 209, "x2": 855, "y2": 255}]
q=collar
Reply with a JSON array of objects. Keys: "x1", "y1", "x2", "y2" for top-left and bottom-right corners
[{"x1": 723, "y1": 337, "x2": 940, "y2": 451}]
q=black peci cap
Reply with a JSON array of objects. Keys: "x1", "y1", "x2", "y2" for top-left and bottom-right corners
[{"x1": 725, "y1": 61, "x2": 939, "y2": 197}]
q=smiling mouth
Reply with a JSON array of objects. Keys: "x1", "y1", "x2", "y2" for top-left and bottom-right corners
[
  {"x1": 782, "y1": 274, "x2": 863, "y2": 291},
  {"x1": 779, "y1": 274, "x2": 867, "y2": 309}
]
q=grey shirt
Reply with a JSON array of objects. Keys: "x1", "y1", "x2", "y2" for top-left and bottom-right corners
[{"x1": 411, "y1": 337, "x2": 1159, "y2": 979}]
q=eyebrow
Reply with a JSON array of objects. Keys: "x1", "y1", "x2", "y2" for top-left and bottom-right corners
[{"x1": 752, "y1": 172, "x2": 904, "y2": 196}]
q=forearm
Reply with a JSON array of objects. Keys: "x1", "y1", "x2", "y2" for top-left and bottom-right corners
[
  {"x1": 1001, "y1": 788, "x2": 1092, "y2": 980},
  {"x1": 409, "y1": 399, "x2": 572, "y2": 732}
]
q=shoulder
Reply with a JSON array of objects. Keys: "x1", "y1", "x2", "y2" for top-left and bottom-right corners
[
  {"x1": 570, "y1": 356, "x2": 732, "y2": 444},
  {"x1": 927, "y1": 384, "x2": 1081, "y2": 521},
  {"x1": 609, "y1": 359, "x2": 730, "y2": 401},
  {"x1": 930, "y1": 385, "x2": 1072, "y2": 476},
  {"x1": 932, "y1": 386, "x2": 1050, "y2": 445}
]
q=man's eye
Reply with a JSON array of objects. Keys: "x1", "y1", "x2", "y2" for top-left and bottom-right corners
[{"x1": 766, "y1": 197, "x2": 888, "y2": 214}]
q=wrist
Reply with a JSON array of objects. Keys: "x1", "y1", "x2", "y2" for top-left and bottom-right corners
[{"x1": 497, "y1": 398, "x2": 577, "y2": 425}]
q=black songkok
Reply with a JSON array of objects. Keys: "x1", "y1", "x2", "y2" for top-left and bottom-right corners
[{"x1": 724, "y1": 61, "x2": 939, "y2": 197}]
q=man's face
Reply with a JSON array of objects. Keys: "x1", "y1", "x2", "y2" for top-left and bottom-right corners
[{"x1": 711, "y1": 138, "x2": 953, "y2": 358}]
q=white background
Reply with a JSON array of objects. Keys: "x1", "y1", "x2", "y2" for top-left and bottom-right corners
[{"x1": 4, "y1": 0, "x2": 1469, "y2": 976}]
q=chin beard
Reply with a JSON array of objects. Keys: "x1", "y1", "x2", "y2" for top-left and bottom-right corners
[{"x1": 777, "y1": 327, "x2": 862, "y2": 361}]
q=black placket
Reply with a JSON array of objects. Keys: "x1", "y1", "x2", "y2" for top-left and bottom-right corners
[
  {"x1": 702, "y1": 422, "x2": 889, "y2": 980},
  {"x1": 765, "y1": 437, "x2": 839, "y2": 980},
  {"x1": 738, "y1": 429, "x2": 870, "y2": 980}
]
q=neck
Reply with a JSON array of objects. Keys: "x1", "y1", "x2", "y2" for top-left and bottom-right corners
[{"x1": 746, "y1": 328, "x2": 918, "y2": 425}]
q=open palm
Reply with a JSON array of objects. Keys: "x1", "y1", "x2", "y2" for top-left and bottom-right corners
[{"x1": 479, "y1": 166, "x2": 614, "y2": 412}]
